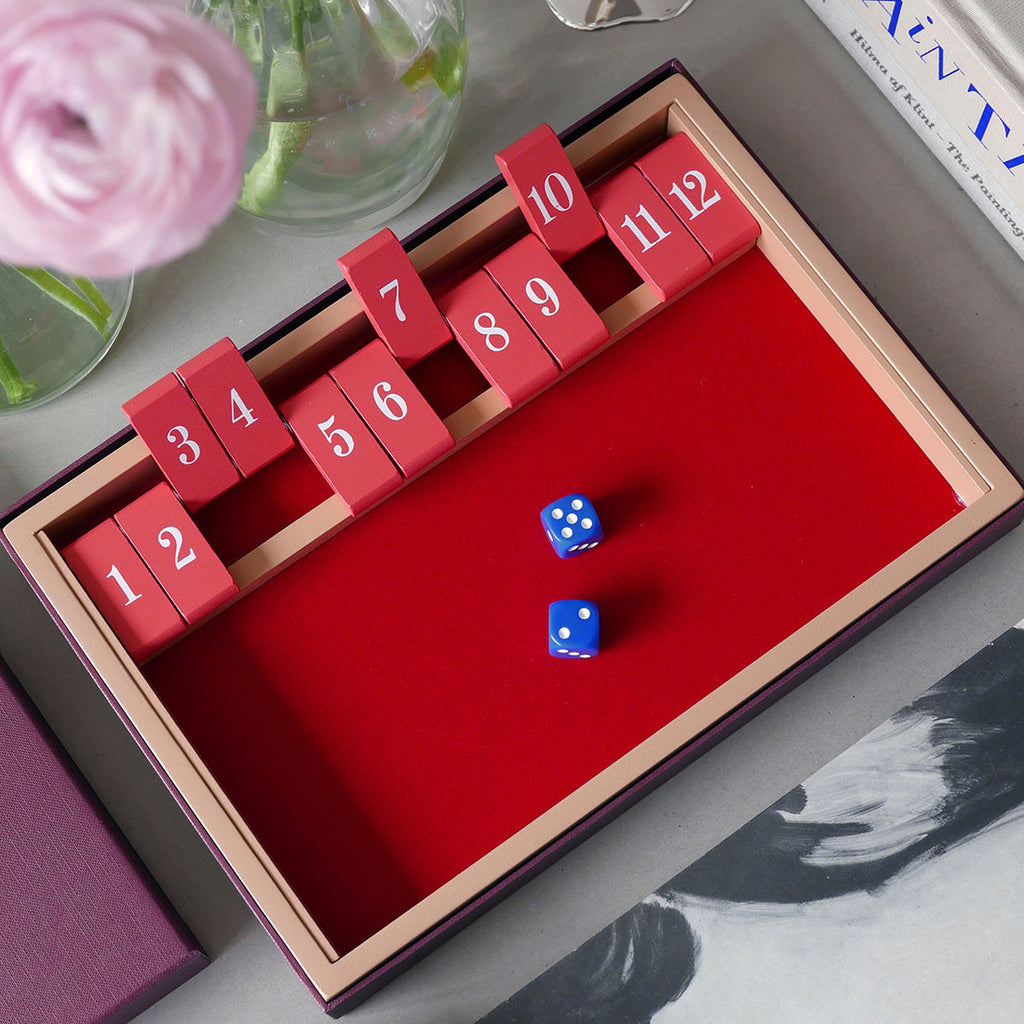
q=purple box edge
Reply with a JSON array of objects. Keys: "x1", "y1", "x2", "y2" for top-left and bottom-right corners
[{"x1": 0, "y1": 650, "x2": 208, "y2": 1024}]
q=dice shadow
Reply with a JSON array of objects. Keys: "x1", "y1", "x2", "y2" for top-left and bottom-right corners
[
  {"x1": 593, "y1": 481, "x2": 662, "y2": 537},
  {"x1": 593, "y1": 587, "x2": 666, "y2": 652}
]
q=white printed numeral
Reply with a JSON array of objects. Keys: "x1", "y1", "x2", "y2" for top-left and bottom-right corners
[
  {"x1": 473, "y1": 312, "x2": 511, "y2": 352},
  {"x1": 621, "y1": 205, "x2": 671, "y2": 252},
  {"x1": 106, "y1": 564, "x2": 142, "y2": 606},
  {"x1": 524, "y1": 277, "x2": 560, "y2": 317},
  {"x1": 379, "y1": 278, "x2": 406, "y2": 322},
  {"x1": 166, "y1": 425, "x2": 201, "y2": 466},
  {"x1": 527, "y1": 172, "x2": 575, "y2": 225},
  {"x1": 158, "y1": 526, "x2": 197, "y2": 570},
  {"x1": 373, "y1": 381, "x2": 408, "y2": 421},
  {"x1": 230, "y1": 387, "x2": 257, "y2": 427},
  {"x1": 317, "y1": 415, "x2": 355, "y2": 457},
  {"x1": 669, "y1": 170, "x2": 720, "y2": 220}
]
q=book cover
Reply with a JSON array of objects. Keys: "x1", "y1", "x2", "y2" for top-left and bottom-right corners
[
  {"x1": 804, "y1": 0, "x2": 1024, "y2": 260},
  {"x1": 479, "y1": 621, "x2": 1024, "y2": 1022},
  {"x1": 0, "y1": 652, "x2": 207, "y2": 1024}
]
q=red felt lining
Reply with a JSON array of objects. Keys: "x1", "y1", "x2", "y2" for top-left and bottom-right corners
[
  {"x1": 194, "y1": 445, "x2": 332, "y2": 567},
  {"x1": 145, "y1": 249, "x2": 962, "y2": 957}
]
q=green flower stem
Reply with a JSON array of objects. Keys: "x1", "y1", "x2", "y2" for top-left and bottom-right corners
[
  {"x1": 0, "y1": 332, "x2": 37, "y2": 405},
  {"x1": 360, "y1": 0, "x2": 418, "y2": 62},
  {"x1": 240, "y1": 118, "x2": 314, "y2": 214},
  {"x1": 266, "y1": 41, "x2": 310, "y2": 115},
  {"x1": 72, "y1": 275, "x2": 112, "y2": 321},
  {"x1": 13, "y1": 267, "x2": 110, "y2": 337},
  {"x1": 401, "y1": 22, "x2": 467, "y2": 99},
  {"x1": 227, "y1": 0, "x2": 266, "y2": 67},
  {"x1": 322, "y1": 0, "x2": 345, "y2": 30},
  {"x1": 213, "y1": 1, "x2": 463, "y2": 218},
  {"x1": 238, "y1": 38, "x2": 314, "y2": 215},
  {"x1": 286, "y1": 0, "x2": 308, "y2": 51}
]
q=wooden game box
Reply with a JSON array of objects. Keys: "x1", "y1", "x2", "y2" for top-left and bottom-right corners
[{"x1": 4, "y1": 62, "x2": 1023, "y2": 1013}]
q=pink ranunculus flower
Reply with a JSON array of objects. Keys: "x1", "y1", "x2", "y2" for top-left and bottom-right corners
[{"x1": 0, "y1": 0, "x2": 256, "y2": 278}]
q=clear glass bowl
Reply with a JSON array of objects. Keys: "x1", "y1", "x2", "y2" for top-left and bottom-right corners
[
  {"x1": 0, "y1": 266, "x2": 133, "y2": 415},
  {"x1": 191, "y1": 0, "x2": 468, "y2": 232}
]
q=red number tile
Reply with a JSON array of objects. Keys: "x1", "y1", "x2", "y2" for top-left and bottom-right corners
[
  {"x1": 176, "y1": 337, "x2": 294, "y2": 478},
  {"x1": 636, "y1": 132, "x2": 760, "y2": 264},
  {"x1": 114, "y1": 482, "x2": 238, "y2": 624},
  {"x1": 330, "y1": 339, "x2": 454, "y2": 478},
  {"x1": 122, "y1": 374, "x2": 240, "y2": 512},
  {"x1": 495, "y1": 123, "x2": 605, "y2": 262},
  {"x1": 589, "y1": 165, "x2": 711, "y2": 302},
  {"x1": 279, "y1": 375, "x2": 402, "y2": 515},
  {"x1": 61, "y1": 519, "x2": 185, "y2": 661},
  {"x1": 337, "y1": 229, "x2": 452, "y2": 367},
  {"x1": 485, "y1": 233, "x2": 609, "y2": 370},
  {"x1": 438, "y1": 269, "x2": 560, "y2": 408}
]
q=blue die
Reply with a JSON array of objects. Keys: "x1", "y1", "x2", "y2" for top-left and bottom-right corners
[
  {"x1": 541, "y1": 494, "x2": 603, "y2": 557},
  {"x1": 549, "y1": 599, "x2": 599, "y2": 658}
]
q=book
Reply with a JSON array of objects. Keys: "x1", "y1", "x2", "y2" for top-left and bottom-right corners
[
  {"x1": 479, "y1": 620, "x2": 1024, "y2": 1022},
  {"x1": 804, "y1": 0, "x2": 1024, "y2": 261}
]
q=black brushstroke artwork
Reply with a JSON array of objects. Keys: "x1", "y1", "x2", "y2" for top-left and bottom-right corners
[{"x1": 481, "y1": 625, "x2": 1024, "y2": 1023}]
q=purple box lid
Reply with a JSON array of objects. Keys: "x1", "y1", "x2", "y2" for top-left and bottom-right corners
[{"x1": 0, "y1": 652, "x2": 207, "y2": 1024}]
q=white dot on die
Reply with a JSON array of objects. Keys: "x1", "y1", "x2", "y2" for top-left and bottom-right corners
[
  {"x1": 557, "y1": 648, "x2": 569, "y2": 654},
  {"x1": 577, "y1": 608, "x2": 591, "y2": 620},
  {"x1": 558, "y1": 627, "x2": 571, "y2": 640},
  {"x1": 561, "y1": 527, "x2": 573, "y2": 538},
  {"x1": 571, "y1": 499, "x2": 584, "y2": 510},
  {"x1": 551, "y1": 508, "x2": 564, "y2": 520},
  {"x1": 581, "y1": 517, "x2": 592, "y2": 528},
  {"x1": 566, "y1": 513, "x2": 578, "y2": 524},
  {"x1": 580, "y1": 654, "x2": 592, "y2": 659}
]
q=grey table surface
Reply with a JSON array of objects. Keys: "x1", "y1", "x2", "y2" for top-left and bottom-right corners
[{"x1": 3, "y1": 2, "x2": 1024, "y2": 1021}]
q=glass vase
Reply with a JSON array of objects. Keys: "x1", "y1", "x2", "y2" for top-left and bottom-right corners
[
  {"x1": 190, "y1": 0, "x2": 468, "y2": 232},
  {"x1": 0, "y1": 265, "x2": 133, "y2": 415}
]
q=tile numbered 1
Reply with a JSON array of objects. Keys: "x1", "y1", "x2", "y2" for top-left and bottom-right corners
[
  {"x1": 279, "y1": 375, "x2": 402, "y2": 515},
  {"x1": 122, "y1": 374, "x2": 240, "y2": 512},
  {"x1": 438, "y1": 269, "x2": 560, "y2": 408},
  {"x1": 62, "y1": 518, "x2": 186, "y2": 661},
  {"x1": 485, "y1": 233, "x2": 609, "y2": 370},
  {"x1": 337, "y1": 228, "x2": 452, "y2": 367},
  {"x1": 114, "y1": 482, "x2": 238, "y2": 624},
  {"x1": 589, "y1": 165, "x2": 711, "y2": 302},
  {"x1": 177, "y1": 337, "x2": 294, "y2": 478},
  {"x1": 330, "y1": 339, "x2": 454, "y2": 478},
  {"x1": 495, "y1": 123, "x2": 605, "y2": 262},
  {"x1": 635, "y1": 132, "x2": 760, "y2": 264}
]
